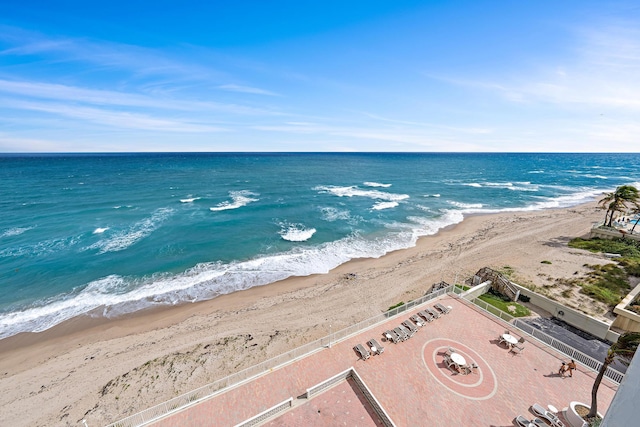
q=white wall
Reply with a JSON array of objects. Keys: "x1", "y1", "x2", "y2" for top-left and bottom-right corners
[{"x1": 514, "y1": 285, "x2": 617, "y2": 341}]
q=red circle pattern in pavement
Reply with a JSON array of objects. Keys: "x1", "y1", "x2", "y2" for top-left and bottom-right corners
[{"x1": 422, "y1": 338, "x2": 498, "y2": 400}]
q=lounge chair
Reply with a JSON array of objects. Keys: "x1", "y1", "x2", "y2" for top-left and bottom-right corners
[
  {"x1": 383, "y1": 330, "x2": 399, "y2": 344},
  {"x1": 393, "y1": 327, "x2": 409, "y2": 341},
  {"x1": 418, "y1": 310, "x2": 435, "y2": 322},
  {"x1": 353, "y1": 344, "x2": 370, "y2": 360},
  {"x1": 425, "y1": 307, "x2": 440, "y2": 319},
  {"x1": 402, "y1": 319, "x2": 418, "y2": 333},
  {"x1": 398, "y1": 324, "x2": 415, "y2": 338},
  {"x1": 531, "y1": 403, "x2": 565, "y2": 427},
  {"x1": 367, "y1": 338, "x2": 385, "y2": 355},
  {"x1": 410, "y1": 314, "x2": 424, "y2": 327},
  {"x1": 435, "y1": 303, "x2": 451, "y2": 314},
  {"x1": 515, "y1": 415, "x2": 535, "y2": 427}
]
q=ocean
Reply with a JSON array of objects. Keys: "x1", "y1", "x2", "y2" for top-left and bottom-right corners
[{"x1": 1, "y1": 152, "x2": 639, "y2": 339}]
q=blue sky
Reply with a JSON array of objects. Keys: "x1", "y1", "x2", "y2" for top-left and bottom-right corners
[{"x1": 1, "y1": 1, "x2": 639, "y2": 152}]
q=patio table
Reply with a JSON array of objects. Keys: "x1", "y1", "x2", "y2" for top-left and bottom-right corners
[
  {"x1": 502, "y1": 334, "x2": 518, "y2": 347},
  {"x1": 450, "y1": 352, "x2": 466, "y2": 366}
]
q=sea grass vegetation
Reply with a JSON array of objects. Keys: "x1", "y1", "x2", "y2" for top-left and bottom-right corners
[{"x1": 569, "y1": 237, "x2": 640, "y2": 306}]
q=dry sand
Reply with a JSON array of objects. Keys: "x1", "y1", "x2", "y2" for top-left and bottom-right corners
[{"x1": 0, "y1": 201, "x2": 616, "y2": 426}]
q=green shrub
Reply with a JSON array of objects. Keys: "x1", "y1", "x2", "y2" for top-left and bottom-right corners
[
  {"x1": 388, "y1": 301, "x2": 405, "y2": 311},
  {"x1": 541, "y1": 260, "x2": 552, "y2": 264}
]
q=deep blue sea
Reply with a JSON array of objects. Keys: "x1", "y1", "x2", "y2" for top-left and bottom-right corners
[{"x1": 1, "y1": 153, "x2": 639, "y2": 339}]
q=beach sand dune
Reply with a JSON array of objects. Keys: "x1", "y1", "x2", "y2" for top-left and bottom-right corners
[{"x1": 0, "y1": 202, "x2": 612, "y2": 426}]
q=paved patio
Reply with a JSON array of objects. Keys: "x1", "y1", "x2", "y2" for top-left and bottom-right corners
[{"x1": 152, "y1": 295, "x2": 617, "y2": 426}]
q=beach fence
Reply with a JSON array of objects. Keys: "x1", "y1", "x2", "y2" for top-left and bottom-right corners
[
  {"x1": 459, "y1": 292, "x2": 625, "y2": 385},
  {"x1": 104, "y1": 285, "x2": 453, "y2": 427}
]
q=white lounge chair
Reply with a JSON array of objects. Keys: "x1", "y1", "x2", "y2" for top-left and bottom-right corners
[
  {"x1": 393, "y1": 327, "x2": 409, "y2": 341},
  {"x1": 410, "y1": 314, "x2": 424, "y2": 327},
  {"x1": 353, "y1": 344, "x2": 370, "y2": 360},
  {"x1": 398, "y1": 324, "x2": 415, "y2": 338},
  {"x1": 425, "y1": 307, "x2": 440, "y2": 319},
  {"x1": 516, "y1": 415, "x2": 547, "y2": 427},
  {"x1": 531, "y1": 403, "x2": 565, "y2": 427},
  {"x1": 418, "y1": 310, "x2": 435, "y2": 322},
  {"x1": 367, "y1": 338, "x2": 384, "y2": 355},
  {"x1": 383, "y1": 330, "x2": 399, "y2": 344},
  {"x1": 434, "y1": 303, "x2": 451, "y2": 314},
  {"x1": 402, "y1": 319, "x2": 418, "y2": 333}
]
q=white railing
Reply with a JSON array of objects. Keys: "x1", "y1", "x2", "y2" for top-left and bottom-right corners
[
  {"x1": 305, "y1": 368, "x2": 352, "y2": 398},
  {"x1": 350, "y1": 369, "x2": 396, "y2": 427},
  {"x1": 104, "y1": 285, "x2": 455, "y2": 427},
  {"x1": 461, "y1": 295, "x2": 625, "y2": 385},
  {"x1": 233, "y1": 397, "x2": 293, "y2": 427}
]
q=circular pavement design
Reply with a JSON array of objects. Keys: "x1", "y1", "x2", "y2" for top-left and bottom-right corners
[{"x1": 422, "y1": 338, "x2": 498, "y2": 400}]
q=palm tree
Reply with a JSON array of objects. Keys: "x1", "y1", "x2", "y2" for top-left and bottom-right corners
[
  {"x1": 597, "y1": 185, "x2": 640, "y2": 227},
  {"x1": 588, "y1": 332, "x2": 640, "y2": 418}
]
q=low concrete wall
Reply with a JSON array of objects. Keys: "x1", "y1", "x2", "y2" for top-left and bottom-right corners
[
  {"x1": 514, "y1": 284, "x2": 616, "y2": 341},
  {"x1": 590, "y1": 226, "x2": 640, "y2": 242},
  {"x1": 612, "y1": 283, "x2": 640, "y2": 333}
]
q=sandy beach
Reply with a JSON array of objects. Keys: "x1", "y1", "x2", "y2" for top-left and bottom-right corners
[{"x1": 0, "y1": 201, "x2": 614, "y2": 427}]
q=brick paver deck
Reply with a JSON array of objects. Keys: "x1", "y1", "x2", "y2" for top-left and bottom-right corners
[
  {"x1": 265, "y1": 378, "x2": 385, "y2": 427},
  {"x1": 152, "y1": 295, "x2": 617, "y2": 426}
]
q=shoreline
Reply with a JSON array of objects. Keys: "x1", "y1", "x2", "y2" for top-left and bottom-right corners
[
  {"x1": 0, "y1": 210, "x2": 492, "y2": 354},
  {"x1": 0, "y1": 200, "x2": 612, "y2": 426}
]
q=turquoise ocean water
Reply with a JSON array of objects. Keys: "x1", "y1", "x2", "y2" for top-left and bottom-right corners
[{"x1": 1, "y1": 152, "x2": 640, "y2": 339}]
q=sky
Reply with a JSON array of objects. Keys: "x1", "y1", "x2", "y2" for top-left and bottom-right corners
[{"x1": 0, "y1": 0, "x2": 639, "y2": 153}]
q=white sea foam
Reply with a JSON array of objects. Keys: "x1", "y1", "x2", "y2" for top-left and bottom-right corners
[
  {"x1": 424, "y1": 194, "x2": 440, "y2": 198},
  {"x1": 528, "y1": 170, "x2": 545, "y2": 174},
  {"x1": 320, "y1": 207, "x2": 350, "y2": 222},
  {"x1": 209, "y1": 190, "x2": 259, "y2": 212},
  {"x1": 93, "y1": 227, "x2": 109, "y2": 234},
  {"x1": 0, "y1": 183, "x2": 612, "y2": 339},
  {"x1": 485, "y1": 182, "x2": 513, "y2": 187},
  {"x1": 584, "y1": 175, "x2": 608, "y2": 180},
  {"x1": 462, "y1": 183, "x2": 482, "y2": 188},
  {"x1": 279, "y1": 223, "x2": 316, "y2": 242},
  {"x1": 1, "y1": 226, "x2": 34, "y2": 238},
  {"x1": 0, "y1": 230, "x2": 431, "y2": 338},
  {"x1": 314, "y1": 185, "x2": 409, "y2": 202},
  {"x1": 372, "y1": 201, "x2": 399, "y2": 210},
  {"x1": 86, "y1": 208, "x2": 173, "y2": 254},
  {"x1": 448, "y1": 200, "x2": 484, "y2": 209},
  {"x1": 180, "y1": 197, "x2": 201, "y2": 203},
  {"x1": 363, "y1": 181, "x2": 392, "y2": 188},
  {"x1": 0, "y1": 235, "x2": 81, "y2": 258}
]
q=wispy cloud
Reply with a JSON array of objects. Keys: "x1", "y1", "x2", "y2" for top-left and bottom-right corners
[
  {"x1": 0, "y1": 79, "x2": 284, "y2": 116},
  {"x1": 7, "y1": 99, "x2": 227, "y2": 132},
  {"x1": 435, "y1": 22, "x2": 640, "y2": 111},
  {"x1": 218, "y1": 84, "x2": 280, "y2": 96}
]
